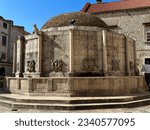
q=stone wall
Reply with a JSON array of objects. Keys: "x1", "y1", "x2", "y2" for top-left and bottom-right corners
[
  {"x1": 43, "y1": 29, "x2": 70, "y2": 77},
  {"x1": 106, "y1": 31, "x2": 136, "y2": 76},
  {"x1": 24, "y1": 35, "x2": 38, "y2": 73},
  {"x1": 5, "y1": 76, "x2": 147, "y2": 96},
  {"x1": 73, "y1": 30, "x2": 102, "y2": 74},
  {"x1": 11, "y1": 27, "x2": 26, "y2": 63},
  {"x1": 106, "y1": 32, "x2": 125, "y2": 75},
  {"x1": 0, "y1": 17, "x2": 27, "y2": 76},
  {"x1": 18, "y1": 26, "x2": 137, "y2": 77},
  {"x1": 0, "y1": 19, "x2": 10, "y2": 63},
  {"x1": 98, "y1": 8, "x2": 150, "y2": 73}
]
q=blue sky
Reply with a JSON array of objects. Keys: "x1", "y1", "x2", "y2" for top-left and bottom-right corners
[{"x1": 0, "y1": 0, "x2": 118, "y2": 33}]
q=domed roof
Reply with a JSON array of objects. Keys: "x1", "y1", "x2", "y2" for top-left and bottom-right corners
[{"x1": 41, "y1": 12, "x2": 108, "y2": 30}]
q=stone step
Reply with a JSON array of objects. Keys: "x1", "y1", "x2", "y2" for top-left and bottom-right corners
[
  {"x1": 0, "y1": 93, "x2": 150, "y2": 104},
  {"x1": 0, "y1": 97, "x2": 150, "y2": 110},
  {"x1": 0, "y1": 93, "x2": 150, "y2": 110}
]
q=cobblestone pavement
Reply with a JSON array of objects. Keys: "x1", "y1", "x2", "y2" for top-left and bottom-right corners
[{"x1": 0, "y1": 105, "x2": 150, "y2": 113}]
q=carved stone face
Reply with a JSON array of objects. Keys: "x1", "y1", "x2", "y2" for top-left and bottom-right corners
[
  {"x1": 53, "y1": 61, "x2": 59, "y2": 68},
  {"x1": 83, "y1": 57, "x2": 97, "y2": 71},
  {"x1": 112, "y1": 59, "x2": 120, "y2": 71},
  {"x1": 27, "y1": 60, "x2": 36, "y2": 72},
  {"x1": 129, "y1": 61, "x2": 134, "y2": 71},
  {"x1": 50, "y1": 59, "x2": 63, "y2": 72}
]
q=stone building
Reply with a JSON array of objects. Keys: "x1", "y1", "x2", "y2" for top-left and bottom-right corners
[
  {"x1": 0, "y1": 16, "x2": 29, "y2": 76},
  {"x1": 6, "y1": 12, "x2": 147, "y2": 96},
  {"x1": 82, "y1": 0, "x2": 150, "y2": 74}
]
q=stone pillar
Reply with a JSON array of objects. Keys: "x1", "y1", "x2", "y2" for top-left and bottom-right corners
[
  {"x1": 12, "y1": 42, "x2": 17, "y2": 77},
  {"x1": 36, "y1": 32, "x2": 43, "y2": 77},
  {"x1": 97, "y1": 31, "x2": 103, "y2": 75},
  {"x1": 15, "y1": 36, "x2": 25, "y2": 77},
  {"x1": 69, "y1": 29, "x2": 74, "y2": 76},
  {"x1": 102, "y1": 30, "x2": 108, "y2": 76},
  {"x1": 133, "y1": 40, "x2": 138, "y2": 75},
  {"x1": 125, "y1": 36, "x2": 130, "y2": 76}
]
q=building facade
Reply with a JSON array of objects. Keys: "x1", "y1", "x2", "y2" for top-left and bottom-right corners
[
  {"x1": 0, "y1": 16, "x2": 28, "y2": 76},
  {"x1": 82, "y1": 0, "x2": 150, "y2": 74}
]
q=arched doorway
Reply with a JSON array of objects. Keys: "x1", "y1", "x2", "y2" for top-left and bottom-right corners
[{"x1": 0, "y1": 67, "x2": 5, "y2": 76}]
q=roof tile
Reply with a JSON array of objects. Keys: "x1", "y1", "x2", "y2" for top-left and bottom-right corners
[{"x1": 82, "y1": 0, "x2": 150, "y2": 13}]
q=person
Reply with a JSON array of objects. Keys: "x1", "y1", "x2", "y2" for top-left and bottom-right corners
[
  {"x1": 0, "y1": 67, "x2": 5, "y2": 88},
  {"x1": 141, "y1": 61, "x2": 150, "y2": 91}
]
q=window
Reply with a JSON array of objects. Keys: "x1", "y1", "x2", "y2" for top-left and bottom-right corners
[
  {"x1": 147, "y1": 31, "x2": 150, "y2": 42},
  {"x1": 2, "y1": 36, "x2": 7, "y2": 46},
  {"x1": 143, "y1": 23, "x2": 150, "y2": 42},
  {"x1": 1, "y1": 53, "x2": 6, "y2": 60},
  {"x1": 3, "y1": 22, "x2": 7, "y2": 29},
  {"x1": 145, "y1": 58, "x2": 150, "y2": 64}
]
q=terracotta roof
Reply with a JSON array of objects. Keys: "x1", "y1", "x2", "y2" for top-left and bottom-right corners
[{"x1": 82, "y1": 0, "x2": 150, "y2": 13}]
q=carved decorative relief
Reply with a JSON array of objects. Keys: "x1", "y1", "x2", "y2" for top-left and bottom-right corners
[
  {"x1": 33, "y1": 24, "x2": 39, "y2": 35},
  {"x1": 112, "y1": 59, "x2": 120, "y2": 71},
  {"x1": 50, "y1": 59, "x2": 63, "y2": 72},
  {"x1": 83, "y1": 57, "x2": 97, "y2": 71},
  {"x1": 111, "y1": 47, "x2": 120, "y2": 71},
  {"x1": 129, "y1": 61, "x2": 134, "y2": 71},
  {"x1": 27, "y1": 60, "x2": 36, "y2": 72}
]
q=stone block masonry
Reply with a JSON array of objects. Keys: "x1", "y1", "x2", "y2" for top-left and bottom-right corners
[{"x1": 5, "y1": 76, "x2": 147, "y2": 96}]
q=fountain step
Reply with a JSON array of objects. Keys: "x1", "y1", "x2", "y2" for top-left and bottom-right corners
[{"x1": 0, "y1": 92, "x2": 150, "y2": 110}]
